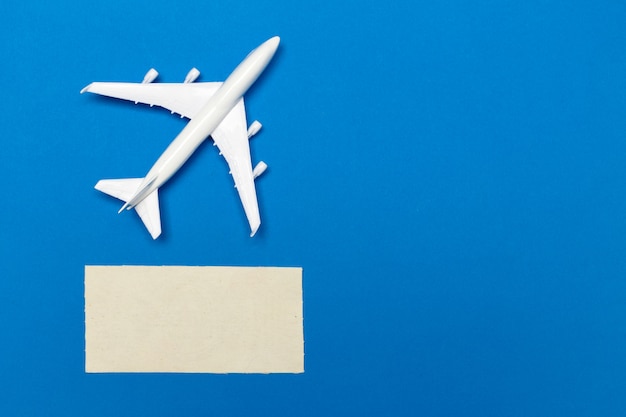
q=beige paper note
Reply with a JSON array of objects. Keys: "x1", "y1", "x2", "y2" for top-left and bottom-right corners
[{"x1": 85, "y1": 266, "x2": 303, "y2": 373}]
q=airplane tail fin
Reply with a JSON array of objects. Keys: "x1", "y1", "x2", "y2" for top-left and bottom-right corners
[{"x1": 95, "y1": 178, "x2": 162, "y2": 239}]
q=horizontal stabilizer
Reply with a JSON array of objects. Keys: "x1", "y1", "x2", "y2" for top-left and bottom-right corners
[
  {"x1": 95, "y1": 178, "x2": 162, "y2": 239},
  {"x1": 95, "y1": 178, "x2": 143, "y2": 201}
]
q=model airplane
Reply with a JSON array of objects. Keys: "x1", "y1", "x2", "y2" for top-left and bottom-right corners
[{"x1": 81, "y1": 36, "x2": 280, "y2": 239}]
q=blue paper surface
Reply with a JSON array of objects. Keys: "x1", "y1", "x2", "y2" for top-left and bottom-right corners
[{"x1": 1, "y1": 0, "x2": 625, "y2": 415}]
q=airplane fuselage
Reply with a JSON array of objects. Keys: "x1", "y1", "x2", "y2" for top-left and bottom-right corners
[{"x1": 124, "y1": 36, "x2": 280, "y2": 210}]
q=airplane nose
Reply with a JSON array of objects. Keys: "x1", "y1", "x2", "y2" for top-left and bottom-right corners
[{"x1": 265, "y1": 36, "x2": 280, "y2": 51}]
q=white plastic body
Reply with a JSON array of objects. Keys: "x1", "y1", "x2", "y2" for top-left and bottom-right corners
[{"x1": 121, "y1": 37, "x2": 279, "y2": 212}]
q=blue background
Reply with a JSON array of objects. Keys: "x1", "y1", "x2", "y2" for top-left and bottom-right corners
[{"x1": 1, "y1": 0, "x2": 625, "y2": 415}]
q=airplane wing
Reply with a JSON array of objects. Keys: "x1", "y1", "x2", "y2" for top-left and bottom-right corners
[
  {"x1": 80, "y1": 82, "x2": 223, "y2": 119},
  {"x1": 211, "y1": 98, "x2": 261, "y2": 236}
]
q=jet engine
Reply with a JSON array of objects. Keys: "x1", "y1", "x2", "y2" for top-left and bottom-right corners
[
  {"x1": 142, "y1": 68, "x2": 159, "y2": 84},
  {"x1": 253, "y1": 161, "x2": 267, "y2": 179},
  {"x1": 247, "y1": 120, "x2": 262, "y2": 138},
  {"x1": 184, "y1": 68, "x2": 200, "y2": 83}
]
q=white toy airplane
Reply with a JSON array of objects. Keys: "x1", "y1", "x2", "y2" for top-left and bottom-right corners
[{"x1": 81, "y1": 37, "x2": 280, "y2": 239}]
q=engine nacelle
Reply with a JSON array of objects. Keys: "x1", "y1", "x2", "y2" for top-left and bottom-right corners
[
  {"x1": 184, "y1": 67, "x2": 200, "y2": 83},
  {"x1": 253, "y1": 161, "x2": 267, "y2": 179},
  {"x1": 247, "y1": 120, "x2": 262, "y2": 138},
  {"x1": 142, "y1": 68, "x2": 159, "y2": 84}
]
